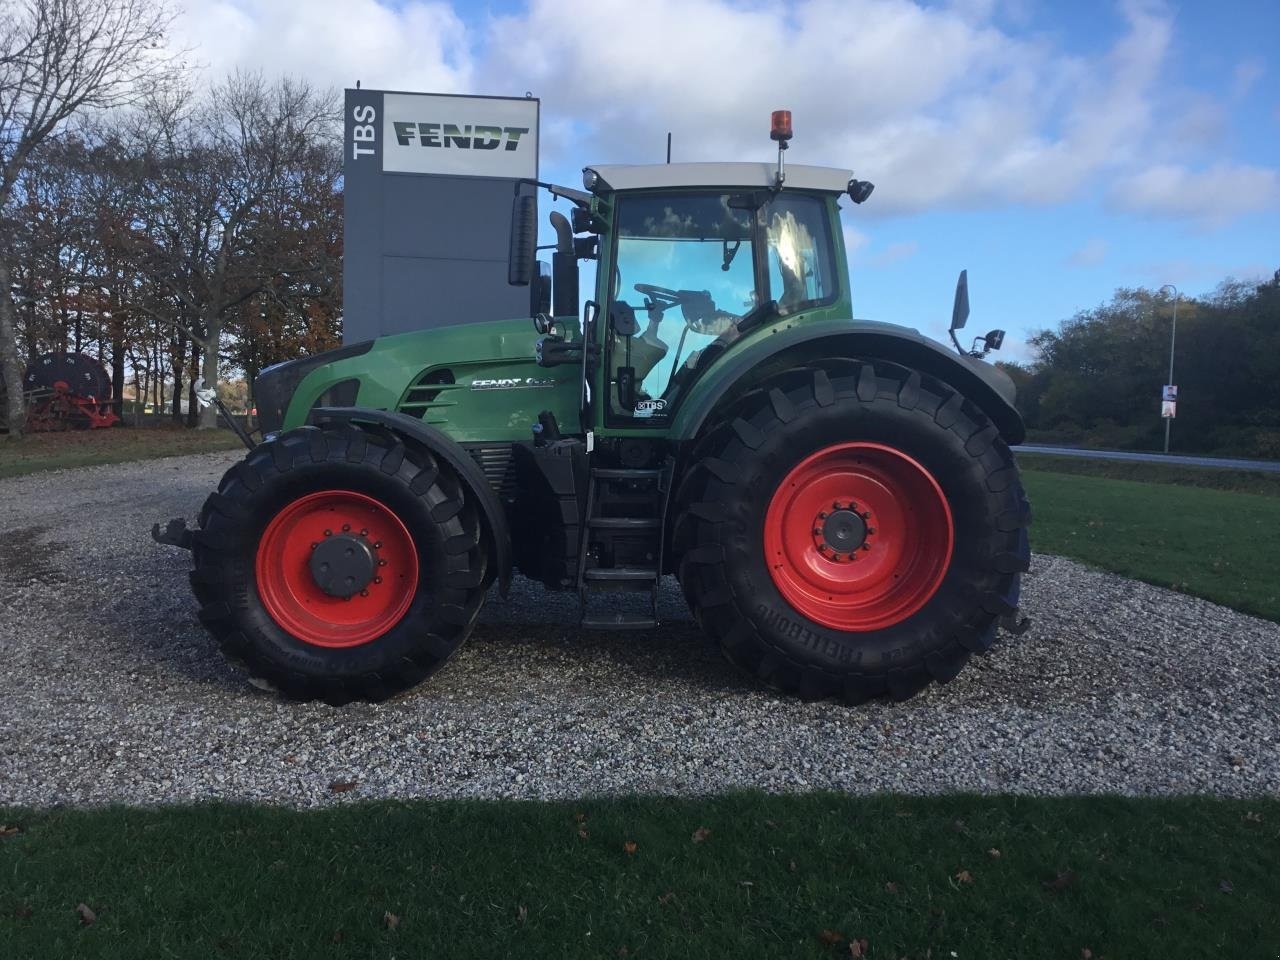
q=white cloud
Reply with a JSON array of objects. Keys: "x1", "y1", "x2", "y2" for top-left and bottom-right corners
[
  {"x1": 1232, "y1": 58, "x2": 1265, "y2": 99},
  {"x1": 481, "y1": 0, "x2": 1227, "y2": 216},
  {"x1": 842, "y1": 222, "x2": 871, "y2": 257},
  {"x1": 159, "y1": 0, "x2": 1279, "y2": 227},
  {"x1": 1067, "y1": 238, "x2": 1109, "y2": 267},
  {"x1": 871, "y1": 241, "x2": 920, "y2": 266},
  {"x1": 170, "y1": 1, "x2": 474, "y2": 95},
  {"x1": 1110, "y1": 163, "x2": 1280, "y2": 224}
]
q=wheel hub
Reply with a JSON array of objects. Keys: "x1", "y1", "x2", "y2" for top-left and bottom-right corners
[
  {"x1": 763, "y1": 442, "x2": 954, "y2": 632},
  {"x1": 817, "y1": 506, "x2": 867, "y2": 559},
  {"x1": 309, "y1": 534, "x2": 377, "y2": 598},
  {"x1": 254, "y1": 489, "x2": 419, "y2": 648}
]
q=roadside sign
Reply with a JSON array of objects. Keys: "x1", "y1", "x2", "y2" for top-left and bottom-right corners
[
  {"x1": 1162, "y1": 400, "x2": 1177, "y2": 418},
  {"x1": 1162, "y1": 384, "x2": 1178, "y2": 402}
]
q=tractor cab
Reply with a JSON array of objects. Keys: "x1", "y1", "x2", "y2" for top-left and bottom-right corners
[{"x1": 513, "y1": 159, "x2": 876, "y2": 435}]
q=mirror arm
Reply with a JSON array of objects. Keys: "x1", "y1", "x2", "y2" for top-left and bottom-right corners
[{"x1": 514, "y1": 177, "x2": 592, "y2": 208}]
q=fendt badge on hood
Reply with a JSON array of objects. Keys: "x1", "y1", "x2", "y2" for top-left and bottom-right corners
[{"x1": 470, "y1": 377, "x2": 558, "y2": 390}]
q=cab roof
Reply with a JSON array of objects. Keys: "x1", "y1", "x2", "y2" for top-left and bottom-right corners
[{"x1": 583, "y1": 162, "x2": 855, "y2": 194}]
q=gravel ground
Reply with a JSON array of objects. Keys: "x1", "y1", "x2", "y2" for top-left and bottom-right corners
[{"x1": 1, "y1": 449, "x2": 1277, "y2": 807}]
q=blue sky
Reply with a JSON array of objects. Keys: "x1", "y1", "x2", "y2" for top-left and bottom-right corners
[{"x1": 176, "y1": 0, "x2": 1278, "y2": 361}]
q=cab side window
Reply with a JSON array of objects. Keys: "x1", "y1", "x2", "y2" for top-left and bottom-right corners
[{"x1": 766, "y1": 195, "x2": 835, "y2": 311}]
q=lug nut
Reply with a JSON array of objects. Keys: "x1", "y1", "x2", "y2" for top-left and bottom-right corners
[
  {"x1": 360, "y1": 589, "x2": 369, "y2": 597},
  {"x1": 377, "y1": 559, "x2": 387, "y2": 567},
  {"x1": 374, "y1": 541, "x2": 383, "y2": 549},
  {"x1": 813, "y1": 528, "x2": 822, "y2": 536},
  {"x1": 342, "y1": 524, "x2": 351, "y2": 532},
  {"x1": 818, "y1": 512, "x2": 828, "y2": 520},
  {"x1": 374, "y1": 576, "x2": 383, "y2": 584},
  {"x1": 311, "y1": 542, "x2": 318, "y2": 550},
  {"x1": 323, "y1": 529, "x2": 332, "y2": 537},
  {"x1": 867, "y1": 527, "x2": 876, "y2": 535},
  {"x1": 861, "y1": 543, "x2": 871, "y2": 551}
]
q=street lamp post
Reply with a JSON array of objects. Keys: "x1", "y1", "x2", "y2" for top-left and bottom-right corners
[{"x1": 1159, "y1": 284, "x2": 1178, "y2": 454}]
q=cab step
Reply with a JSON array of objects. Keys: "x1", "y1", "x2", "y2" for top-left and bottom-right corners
[
  {"x1": 581, "y1": 613, "x2": 659, "y2": 630},
  {"x1": 591, "y1": 467, "x2": 661, "y2": 479},
  {"x1": 588, "y1": 517, "x2": 660, "y2": 529},
  {"x1": 583, "y1": 566, "x2": 659, "y2": 582}
]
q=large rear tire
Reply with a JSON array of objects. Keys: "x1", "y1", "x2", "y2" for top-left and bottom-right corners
[
  {"x1": 673, "y1": 358, "x2": 1030, "y2": 703},
  {"x1": 191, "y1": 422, "x2": 488, "y2": 704}
]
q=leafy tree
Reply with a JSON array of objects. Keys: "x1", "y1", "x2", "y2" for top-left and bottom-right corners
[
  {"x1": 1019, "y1": 271, "x2": 1280, "y2": 457},
  {"x1": 0, "y1": 0, "x2": 177, "y2": 435}
]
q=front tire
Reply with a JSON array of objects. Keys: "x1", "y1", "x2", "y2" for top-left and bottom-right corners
[
  {"x1": 191, "y1": 423, "x2": 488, "y2": 704},
  {"x1": 673, "y1": 359, "x2": 1031, "y2": 703}
]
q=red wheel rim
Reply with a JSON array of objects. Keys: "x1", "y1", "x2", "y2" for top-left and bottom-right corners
[
  {"x1": 255, "y1": 490, "x2": 419, "y2": 648},
  {"x1": 763, "y1": 442, "x2": 953, "y2": 632}
]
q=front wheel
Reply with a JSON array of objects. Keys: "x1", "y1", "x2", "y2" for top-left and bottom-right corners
[
  {"x1": 191, "y1": 423, "x2": 488, "y2": 704},
  {"x1": 673, "y1": 359, "x2": 1031, "y2": 703}
]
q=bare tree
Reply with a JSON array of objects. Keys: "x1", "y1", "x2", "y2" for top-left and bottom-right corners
[
  {"x1": 111, "y1": 72, "x2": 339, "y2": 427},
  {"x1": 0, "y1": 0, "x2": 177, "y2": 436}
]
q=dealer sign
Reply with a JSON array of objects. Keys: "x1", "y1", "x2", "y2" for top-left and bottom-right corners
[{"x1": 380, "y1": 92, "x2": 539, "y2": 179}]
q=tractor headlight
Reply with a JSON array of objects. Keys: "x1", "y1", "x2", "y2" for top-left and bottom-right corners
[{"x1": 253, "y1": 341, "x2": 374, "y2": 435}]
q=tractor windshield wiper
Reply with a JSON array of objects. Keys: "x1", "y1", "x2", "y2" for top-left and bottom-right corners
[{"x1": 721, "y1": 239, "x2": 741, "y2": 271}]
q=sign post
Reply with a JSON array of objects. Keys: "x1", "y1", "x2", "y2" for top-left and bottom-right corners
[
  {"x1": 1158, "y1": 285, "x2": 1179, "y2": 452},
  {"x1": 1161, "y1": 384, "x2": 1177, "y2": 431}
]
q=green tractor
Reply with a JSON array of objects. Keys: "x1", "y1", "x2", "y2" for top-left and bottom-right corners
[{"x1": 176, "y1": 115, "x2": 1030, "y2": 705}]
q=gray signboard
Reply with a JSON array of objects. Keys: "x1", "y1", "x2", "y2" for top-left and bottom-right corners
[{"x1": 342, "y1": 88, "x2": 540, "y2": 344}]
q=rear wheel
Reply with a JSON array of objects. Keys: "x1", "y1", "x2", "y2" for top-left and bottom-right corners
[
  {"x1": 673, "y1": 358, "x2": 1030, "y2": 703},
  {"x1": 191, "y1": 422, "x2": 488, "y2": 704}
]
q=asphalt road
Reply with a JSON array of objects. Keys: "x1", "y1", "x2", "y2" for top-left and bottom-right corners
[{"x1": 1017, "y1": 444, "x2": 1280, "y2": 473}]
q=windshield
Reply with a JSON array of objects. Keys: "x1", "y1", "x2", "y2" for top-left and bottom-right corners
[{"x1": 608, "y1": 191, "x2": 835, "y2": 419}]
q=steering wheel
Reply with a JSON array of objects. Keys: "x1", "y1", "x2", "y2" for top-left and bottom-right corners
[
  {"x1": 634, "y1": 283, "x2": 736, "y2": 336},
  {"x1": 633, "y1": 283, "x2": 684, "y2": 309}
]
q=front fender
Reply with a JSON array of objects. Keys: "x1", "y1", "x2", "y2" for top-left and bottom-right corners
[
  {"x1": 309, "y1": 407, "x2": 513, "y2": 596},
  {"x1": 671, "y1": 317, "x2": 1025, "y2": 444}
]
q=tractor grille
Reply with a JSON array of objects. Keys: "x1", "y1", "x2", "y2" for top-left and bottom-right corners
[
  {"x1": 463, "y1": 443, "x2": 518, "y2": 500},
  {"x1": 398, "y1": 368, "x2": 460, "y2": 423}
]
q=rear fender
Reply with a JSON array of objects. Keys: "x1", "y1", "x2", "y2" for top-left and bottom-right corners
[
  {"x1": 671, "y1": 319, "x2": 1025, "y2": 445},
  {"x1": 309, "y1": 407, "x2": 512, "y2": 596}
]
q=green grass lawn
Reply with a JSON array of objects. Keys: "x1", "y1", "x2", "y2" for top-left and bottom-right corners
[
  {"x1": 0, "y1": 425, "x2": 242, "y2": 479},
  {"x1": 2, "y1": 794, "x2": 1277, "y2": 959},
  {"x1": 1016, "y1": 453, "x2": 1280, "y2": 498},
  {"x1": 1021, "y1": 466, "x2": 1280, "y2": 623}
]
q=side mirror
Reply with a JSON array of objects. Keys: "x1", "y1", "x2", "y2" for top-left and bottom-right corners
[
  {"x1": 950, "y1": 269, "x2": 969, "y2": 331},
  {"x1": 983, "y1": 329, "x2": 1005, "y2": 352},
  {"x1": 507, "y1": 193, "x2": 538, "y2": 286}
]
